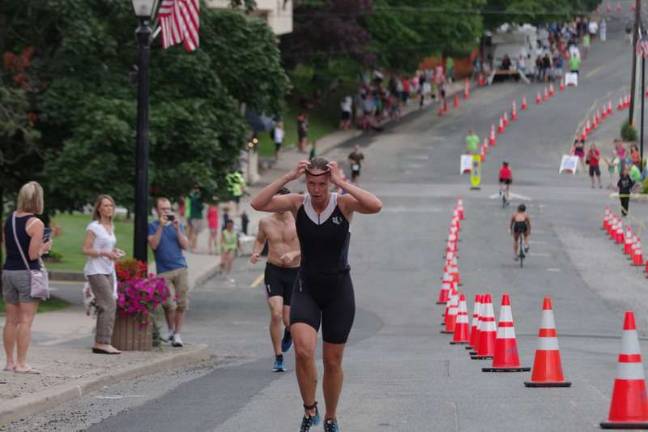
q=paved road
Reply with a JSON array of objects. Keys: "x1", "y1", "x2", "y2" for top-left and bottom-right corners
[{"x1": 6, "y1": 9, "x2": 648, "y2": 432}]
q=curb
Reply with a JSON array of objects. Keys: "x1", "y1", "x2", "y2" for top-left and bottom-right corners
[{"x1": 0, "y1": 344, "x2": 211, "y2": 426}]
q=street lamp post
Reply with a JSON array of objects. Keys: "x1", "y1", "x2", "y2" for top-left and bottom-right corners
[{"x1": 132, "y1": 0, "x2": 155, "y2": 264}]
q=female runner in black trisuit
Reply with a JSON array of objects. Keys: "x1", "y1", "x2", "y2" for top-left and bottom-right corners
[{"x1": 251, "y1": 157, "x2": 382, "y2": 432}]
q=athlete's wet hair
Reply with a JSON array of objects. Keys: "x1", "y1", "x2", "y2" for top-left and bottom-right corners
[
  {"x1": 308, "y1": 157, "x2": 329, "y2": 172},
  {"x1": 276, "y1": 187, "x2": 290, "y2": 195},
  {"x1": 518, "y1": 204, "x2": 526, "y2": 212}
]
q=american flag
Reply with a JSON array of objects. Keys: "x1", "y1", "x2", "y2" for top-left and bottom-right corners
[
  {"x1": 636, "y1": 38, "x2": 648, "y2": 59},
  {"x1": 158, "y1": 0, "x2": 200, "y2": 52}
]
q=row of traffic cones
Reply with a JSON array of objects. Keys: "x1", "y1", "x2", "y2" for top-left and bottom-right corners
[
  {"x1": 438, "y1": 79, "x2": 472, "y2": 116},
  {"x1": 443, "y1": 293, "x2": 648, "y2": 427},
  {"x1": 603, "y1": 208, "x2": 646, "y2": 269},
  {"x1": 437, "y1": 200, "x2": 464, "y2": 304}
]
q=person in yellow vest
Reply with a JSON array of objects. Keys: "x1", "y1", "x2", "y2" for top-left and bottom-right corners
[{"x1": 226, "y1": 171, "x2": 246, "y2": 215}]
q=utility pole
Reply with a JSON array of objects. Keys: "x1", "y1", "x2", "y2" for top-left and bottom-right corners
[{"x1": 629, "y1": 0, "x2": 641, "y2": 126}]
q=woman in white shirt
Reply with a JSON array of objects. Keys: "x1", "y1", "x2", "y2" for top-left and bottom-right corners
[{"x1": 82, "y1": 195, "x2": 124, "y2": 354}]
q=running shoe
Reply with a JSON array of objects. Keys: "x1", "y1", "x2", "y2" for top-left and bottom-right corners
[
  {"x1": 324, "y1": 419, "x2": 340, "y2": 432},
  {"x1": 273, "y1": 356, "x2": 286, "y2": 372},
  {"x1": 299, "y1": 408, "x2": 320, "y2": 432},
  {"x1": 281, "y1": 329, "x2": 293, "y2": 353}
]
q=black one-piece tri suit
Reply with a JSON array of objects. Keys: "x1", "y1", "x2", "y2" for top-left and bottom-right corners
[{"x1": 290, "y1": 193, "x2": 355, "y2": 344}]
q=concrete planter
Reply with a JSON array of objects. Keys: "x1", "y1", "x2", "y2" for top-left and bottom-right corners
[{"x1": 111, "y1": 314, "x2": 152, "y2": 351}]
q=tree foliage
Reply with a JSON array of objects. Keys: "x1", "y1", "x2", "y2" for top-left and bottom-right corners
[{"x1": 1, "y1": 1, "x2": 288, "y2": 212}]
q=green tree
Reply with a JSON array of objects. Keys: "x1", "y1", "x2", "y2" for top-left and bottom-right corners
[
  {"x1": 1, "y1": 1, "x2": 288, "y2": 212},
  {"x1": 366, "y1": 0, "x2": 485, "y2": 72}
]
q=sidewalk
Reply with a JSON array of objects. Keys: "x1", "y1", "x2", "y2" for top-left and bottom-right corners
[
  {"x1": 0, "y1": 305, "x2": 209, "y2": 425},
  {"x1": 0, "y1": 80, "x2": 464, "y2": 426}
]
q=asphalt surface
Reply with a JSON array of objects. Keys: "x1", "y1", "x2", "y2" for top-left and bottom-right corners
[{"x1": 6, "y1": 6, "x2": 648, "y2": 431}]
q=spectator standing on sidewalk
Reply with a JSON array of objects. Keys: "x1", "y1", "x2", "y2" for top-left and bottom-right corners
[
  {"x1": 207, "y1": 203, "x2": 219, "y2": 255},
  {"x1": 187, "y1": 187, "x2": 204, "y2": 252},
  {"x1": 148, "y1": 197, "x2": 190, "y2": 347},
  {"x1": 3, "y1": 181, "x2": 52, "y2": 372},
  {"x1": 586, "y1": 143, "x2": 602, "y2": 188},
  {"x1": 82, "y1": 194, "x2": 123, "y2": 355},
  {"x1": 273, "y1": 121, "x2": 285, "y2": 160},
  {"x1": 226, "y1": 171, "x2": 246, "y2": 216},
  {"x1": 339, "y1": 96, "x2": 352, "y2": 130},
  {"x1": 297, "y1": 112, "x2": 309, "y2": 153},
  {"x1": 618, "y1": 166, "x2": 635, "y2": 217}
]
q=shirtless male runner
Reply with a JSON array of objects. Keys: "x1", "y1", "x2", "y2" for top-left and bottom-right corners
[{"x1": 250, "y1": 188, "x2": 301, "y2": 372}]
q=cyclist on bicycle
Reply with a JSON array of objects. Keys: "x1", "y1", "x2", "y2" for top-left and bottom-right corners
[
  {"x1": 499, "y1": 162, "x2": 512, "y2": 205},
  {"x1": 510, "y1": 204, "x2": 531, "y2": 261}
]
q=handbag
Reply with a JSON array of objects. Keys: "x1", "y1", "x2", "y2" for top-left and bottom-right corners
[{"x1": 11, "y1": 212, "x2": 50, "y2": 300}]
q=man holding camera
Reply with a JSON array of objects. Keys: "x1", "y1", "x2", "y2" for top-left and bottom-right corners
[{"x1": 148, "y1": 197, "x2": 190, "y2": 347}]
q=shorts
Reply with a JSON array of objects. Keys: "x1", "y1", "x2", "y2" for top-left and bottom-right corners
[
  {"x1": 499, "y1": 178, "x2": 512, "y2": 185},
  {"x1": 1, "y1": 270, "x2": 37, "y2": 304},
  {"x1": 341, "y1": 111, "x2": 351, "y2": 121},
  {"x1": 188, "y1": 218, "x2": 204, "y2": 233},
  {"x1": 264, "y1": 262, "x2": 298, "y2": 306},
  {"x1": 298, "y1": 131, "x2": 307, "y2": 141},
  {"x1": 290, "y1": 270, "x2": 355, "y2": 344},
  {"x1": 513, "y1": 222, "x2": 528, "y2": 235},
  {"x1": 351, "y1": 169, "x2": 360, "y2": 180},
  {"x1": 275, "y1": 141, "x2": 282, "y2": 152},
  {"x1": 589, "y1": 165, "x2": 601, "y2": 177},
  {"x1": 160, "y1": 267, "x2": 189, "y2": 311}
]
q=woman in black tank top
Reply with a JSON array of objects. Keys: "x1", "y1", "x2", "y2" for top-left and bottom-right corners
[
  {"x1": 251, "y1": 157, "x2": 382, "y2": 431},
  {"x1": 2, "y1": 181, "x2": 51, "y2": 374}
]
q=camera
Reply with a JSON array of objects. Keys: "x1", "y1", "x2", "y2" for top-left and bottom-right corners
[
  {"x1": 43, "y1": 227, "x2": 52, "y2": 242},
  {"x1": 166, "y1": 214, "x2": 175, "y2": 222}
]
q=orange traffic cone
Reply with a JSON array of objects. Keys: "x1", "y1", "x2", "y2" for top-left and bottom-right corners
[
  {"x1": 536, "y1": 92, "x2": 542, "y2": 105},
  {"x1": 585, "y1": 119, "x2": 592, "y2": 133},
  {"x1": 457, "y1": 199, "x2": 465, "y2": 220},
  {"x1": 483, "y1": 293, "x2": 530, "y2": 372},
  {"x1": 480, "y1": 145, "x2": 486, "y2": 162},
  {"x1": 464, "y1": 79, "x2": 470, "y2": 99},
  {"x1": 451, "y1": 294, "x2": 470, "y2": 344},
  {"x1": 442, "y1": 290, "x2": 459, "y2": 334},
  {"x1": 608, "y1": 100, "x2": 613, "y2": 115},
  {"x1": 471, "y1": 294, "x2": 496, "y2": 360},
  {"x1": 524, "y1": 297, "x2": 571, "y2": 387},
  {"x1": 560, "y1": 79, "x2": 565, "y2": 91},
  {"x1": 632, "y1": 241, "x2": 644, "y2": 266},
  {"x1": 521, "y1": 96, "x2": 528, "y2": 110},
  {"x1": 600, "y1": 311, "x2": 648, "y2": 429},
  {"x1": 616, "y1": 222, "x2": 625, "y2": 245},
  {"x1": 603, "y1": 208, "x2": 611, "y2": 231},
  {"x1": 436, "y1": 275, "x2": 451, "y2": 304},
  {"x1": 549, "y1": 83, "x2": 555, "y2": 96},
  {"x1": 543, "y1": 87, "x2": 550, "y2": 101},
  {"x1": 618, "y1": 97, "x2": 625, "y2": 111},
  {"x1": 503, "y1": 112, "x2": 509, "y2": 127},
  {"x1": 498, "y1": 116, "x2": 505, "y2": 134},
  {"x1": 454, "y1": 94, "x2": 460, "y2": 109},
  {"x1": 511, "y1": 101, "x2": 518, "y2": 121},
  {"x1": 466, "y1": 294, "x2": 482, "y2": 351},
  {"x1": 624, "y1": 229, "x2": 634, "y2": 256},
  {"x1": 489, "y1": 124, "x2": 496, "y2": 146}
]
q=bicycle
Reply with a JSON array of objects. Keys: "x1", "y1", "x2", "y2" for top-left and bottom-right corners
[
  {"x1": 518, "y1": 235, "x2": 526, "y2": 268},
  {"x1": 500, "y1": 183, "x2": 510, "y2": 208}
]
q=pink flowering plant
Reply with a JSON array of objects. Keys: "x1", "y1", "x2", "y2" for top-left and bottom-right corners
[{"x1": 115, "y1": 259, "x2": 170, "y2": 327}]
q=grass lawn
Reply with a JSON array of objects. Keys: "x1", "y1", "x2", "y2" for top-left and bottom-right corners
[
  {"x1": 257, "y1": 102, "x2": 339, "y2": 158},
  {"x1": 47, "y1": 213, "x2": 134, "y2": 272},
  {"x1": 0, "y1": 296, "x2": 70, "y2": 315}
]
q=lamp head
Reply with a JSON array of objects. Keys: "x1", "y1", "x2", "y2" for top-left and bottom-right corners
[{"x1": 132, "y1": 0, "x2": 155, "y2": 18}]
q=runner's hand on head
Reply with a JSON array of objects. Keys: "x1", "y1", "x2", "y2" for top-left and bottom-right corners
[
  {"x1": 327, "y1": 161, "x2": 344, "y2": 186},
  {"x1": 286, "y1": 160, "x2": 309, "y2": 181}
]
